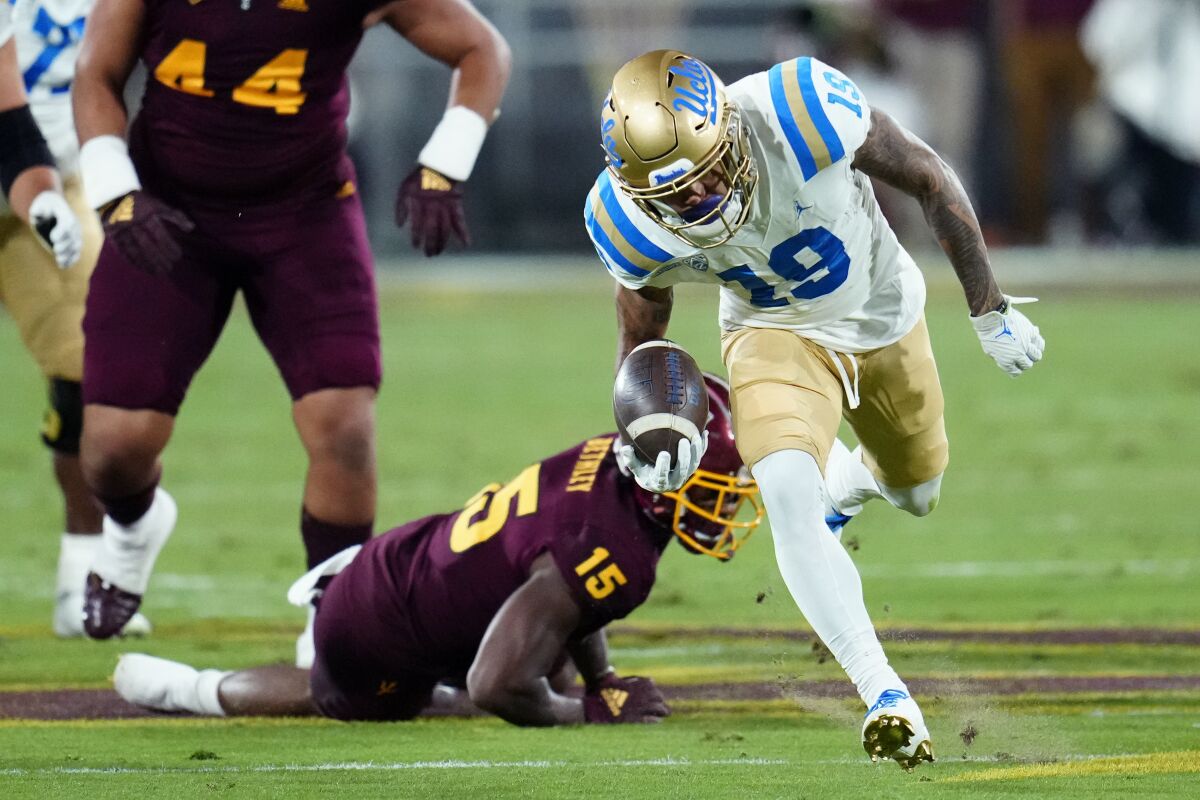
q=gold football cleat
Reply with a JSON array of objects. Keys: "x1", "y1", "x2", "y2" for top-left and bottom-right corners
[{"x1": 862, "y1": 714, "x2": 936, "y2": 772}]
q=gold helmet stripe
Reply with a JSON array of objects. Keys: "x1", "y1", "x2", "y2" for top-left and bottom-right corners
[{"x1": 768, "y1": 58, "x2": 844, "y2": 180}]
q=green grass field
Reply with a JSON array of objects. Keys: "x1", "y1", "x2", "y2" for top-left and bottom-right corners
[{"x1": 1, "y1": 267, "x2": 1198, "y2": 798}]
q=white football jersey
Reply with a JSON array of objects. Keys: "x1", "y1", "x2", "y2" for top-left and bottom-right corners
[
  {"x1": 0, "y1": 3, "x2": 12, "y2": 44},
  {"x1": 8, "y1": 0, "x2": 92, "y2": 177},
  {"x1": 585, "y1": 57, "x2": 925, "y2": 353}
]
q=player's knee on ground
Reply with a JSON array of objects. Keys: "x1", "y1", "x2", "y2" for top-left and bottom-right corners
[
  {"x1": 41, "y1": 379, "x2": 83, "y2": 454},
  {"x1": 465, "y1": 660, "x2": 527, "y2": 720},
  {"x1": 878, "y1": 474, "x2": 943, "y2": 517}
]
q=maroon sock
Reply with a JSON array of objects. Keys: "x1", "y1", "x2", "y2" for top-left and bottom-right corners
[
  {"x1": 301, "y1": 508, "x2": 372, "y2": 569},
  {"x1": 100, "y1": 480, "x2": 159, "y2": 527}
]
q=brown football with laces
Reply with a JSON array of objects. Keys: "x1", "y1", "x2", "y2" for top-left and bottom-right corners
[{"x1": 613, "y1": 341, "x2": 708, "y2": 468}]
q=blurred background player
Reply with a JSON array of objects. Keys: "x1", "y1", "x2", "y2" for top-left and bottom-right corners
[
  {"x1": 112, "y1": 376, "x2": 763, "y2": 726},
  {"x1": 588, "y1": 50, "x2": 1045, "y2": 769},
  {"x1": 71, "y1": 0, "x2": 511, "y2": 639},
  {"x1": 0, "y1": 0, "x2": 145, "y2": 637}
]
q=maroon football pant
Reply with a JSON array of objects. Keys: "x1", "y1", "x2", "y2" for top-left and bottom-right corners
[{"x1": 82, "y1": 191, "x2": 380, "y2": 413}]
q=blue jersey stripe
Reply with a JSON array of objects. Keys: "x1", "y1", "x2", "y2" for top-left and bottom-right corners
[
  {"x1": 597, "y1": 177, "x2": 673, "y2": 264},
  {"x1": 768, "y1": 63, "x2": 818, "y2": 180},
  {"x1": 585, "y1": 195, "x2": 650, "y2": 278},
  {"x1": 796, "y1": 57, "x2": 844, "y2": 164}
]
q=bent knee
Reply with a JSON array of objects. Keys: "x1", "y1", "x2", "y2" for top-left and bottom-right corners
[
  {"x1": 879, "y1": 474, "x2": 943, "y2": 518},
  {"x1": 80, "y1": 407, "x2": 170, "y2": 493},
  {"x1": 295, "y1": 390, "x2": 376, "y2": 473}
]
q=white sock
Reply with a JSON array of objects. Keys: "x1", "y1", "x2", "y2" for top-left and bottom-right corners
[
  {"x1": 194, "y1": 669, "x2": 229, "y2": 717},
  {"x1": 56, "y1": 533, "x2": 100, "y2": 597},
  {"x1": 95, "y1": 489, "x2": 176, "y2": 593},
  {"x1": 825, "y1": 439, "x2": 882, "y2": 517},
  {"x1": 754, "y1": 449, "x2": 906, "y2": 707},
  {"x1": 115, "y1": 654, "x2": 229, "y2": 715}
]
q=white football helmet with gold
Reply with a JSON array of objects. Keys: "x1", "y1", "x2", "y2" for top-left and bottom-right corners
[{"x1": 601, "y1": 50, "x2": 758, "y2": 248}]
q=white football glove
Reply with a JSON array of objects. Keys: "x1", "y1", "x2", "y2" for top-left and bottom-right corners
[
  {"x1": 970, "y1": 295, "x2": 1045, "y2": 377},
  {"x1": 29, "y1": 190, "x2": 83, "y2": 269},
  {"x1": 616, "y1": 431, "x2": 708, "y2": 494}
]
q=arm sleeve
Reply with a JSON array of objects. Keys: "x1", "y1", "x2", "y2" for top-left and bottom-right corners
[
  {"x1": 763, "y1": 56, "x2": 872, "y2": 180},
  {"x1": 545, "y1": 523, "x2": 655, "y2": 634}
]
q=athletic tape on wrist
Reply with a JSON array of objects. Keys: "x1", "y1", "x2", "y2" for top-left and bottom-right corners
[
  {"x1": 78, "y1": 135, "x2": 141, "y2": 210},
  {"x1": 417, "y1": 106, "x2": 489, "y2": 183}
]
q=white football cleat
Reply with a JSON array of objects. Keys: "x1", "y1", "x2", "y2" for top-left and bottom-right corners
[
  {"x1": 114, "y1": 653, "x2": 227, "y2": 715},
  {"x1": 861, "y1": 689, "x2": 934, "y2": 771},
  {"x1": 84, "y1": 489, "x2": 178, "y2": 639}
]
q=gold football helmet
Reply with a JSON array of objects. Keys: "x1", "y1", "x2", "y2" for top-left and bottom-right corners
[{"x1": 601, "y1": 50, "x2": 758, "y2": 248}]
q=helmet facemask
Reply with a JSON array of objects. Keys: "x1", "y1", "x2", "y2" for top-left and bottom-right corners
[
  {"x1": 663, "y1": 464, "x2": 763, "y2": 561},
  {"x1": 612, "y1": 105, "x2": 758, "y2": 249}
]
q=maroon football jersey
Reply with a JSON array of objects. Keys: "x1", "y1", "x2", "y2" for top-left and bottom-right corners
[
  {"x1": 322, "y1": 435, "x2": 673, "y2": 677},
  {"x1": 129, "y1": 0, "x2": 387, "y2": 206}
]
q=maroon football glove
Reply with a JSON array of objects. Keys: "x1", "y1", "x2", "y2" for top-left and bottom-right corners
[
  {"x1": 395, "y1": 166, "x2": 470, "y2": 257},
  {"x1": 583, "y1": 673, "x2": 670, "y2": 724},
  {"x1": 100, "y1": 190, "x2": 194, "y2": 276}
]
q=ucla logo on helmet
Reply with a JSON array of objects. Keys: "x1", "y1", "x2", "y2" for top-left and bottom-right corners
[
  {"x1": 600, "y1": 96, "x2": 625, "y2": 167},
  {"x1": 668, "y1": 58, "x2": 718, "y2": 125}
]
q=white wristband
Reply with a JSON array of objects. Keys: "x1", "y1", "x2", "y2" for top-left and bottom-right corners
[
  {"x1": 78, "y1": 135, "x2": 141, "y2": 210},
  {"x1": 417, "y1": 106, "x2": 489, "y2": 183}
]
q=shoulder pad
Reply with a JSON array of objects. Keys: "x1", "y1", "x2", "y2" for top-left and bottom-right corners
[
  {"x1": 764, "y1": 57, "x2": 871, "y2": 180},
  {"x1": 584, "y1": 171, "x2": 689, "y2": 288}
]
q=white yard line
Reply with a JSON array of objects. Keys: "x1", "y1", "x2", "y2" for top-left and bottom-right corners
[
  {"x1": 0, "y1": 756, "x2": 785, "y2": 777},
  {"x1": 856, "y1": 559, "x2": 1199, "y2": 579},
  {"x1": 0, "y1": 752, "x2": 1164, "y2": 777}
]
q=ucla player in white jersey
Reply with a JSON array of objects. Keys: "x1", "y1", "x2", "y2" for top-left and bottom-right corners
[
  {"x1": 1, "y1": 0, "x2": 147, "y2": 637},
  {"x1": 586, "y1": 51, "x2": 1045, "y2": 769}
]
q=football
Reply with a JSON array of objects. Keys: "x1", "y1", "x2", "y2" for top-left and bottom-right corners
[{"x1": 613, "y1": 340, "x2": 709, "y2": 468}]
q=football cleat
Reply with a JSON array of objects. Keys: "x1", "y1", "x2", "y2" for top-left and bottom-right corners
[
  {"x1": 55, "y1": 587, "x2": 151, "y2": 639},
  {"x1": 825, "y1": 509, "x2": 854, "y2": 539},
  {"x1": 84, "y1": 489, "x2": 177, "y2": 640},
  {"x1": 861, "y1": 689, "x2": 935, "y2": 772}
]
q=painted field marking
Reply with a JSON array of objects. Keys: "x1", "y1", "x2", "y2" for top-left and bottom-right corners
[
  {"x1": 856, "y1": 559, "x2": 1200, "y2": 579},
  {"x1": 941, "y1": 750, "x2": 1200, "y2": 782},
  {"x1": 0, "y1": 756, "x2": 785, "y2": 777}
]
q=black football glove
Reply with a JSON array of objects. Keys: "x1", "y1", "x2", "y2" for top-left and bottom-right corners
[
  {"x1": 100, "y1": 190, "x2": 194, "y2": 276},
  {"x1": 583, "y1": 672, "x2": 670, "y2": 724},
  {"x1": 395, "y1": 165, "x2": 469, "y2": 257}
]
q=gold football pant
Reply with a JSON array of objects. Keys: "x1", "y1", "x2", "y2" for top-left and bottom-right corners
[
  {"x1": 721, "y1": 316, "x2": 949, "y2": 488},
  {"x1": 0, "y1": 178, "x2": 101, "y2": 381}
]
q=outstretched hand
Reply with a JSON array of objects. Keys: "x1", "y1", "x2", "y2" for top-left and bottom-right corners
[{"x1": 616, "y1": 431, "x2": 708, "y2": 493}]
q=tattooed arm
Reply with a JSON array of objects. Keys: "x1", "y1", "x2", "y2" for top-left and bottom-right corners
[
  {"x1": 851, "y1": 109, "x2": 1004, "y2": 316},
  {"x1": 615, "y1": 284, "x2": 673, "y2": 371}
]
